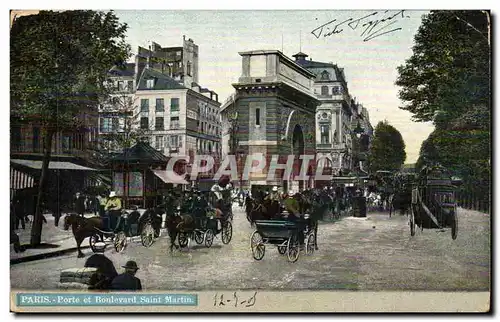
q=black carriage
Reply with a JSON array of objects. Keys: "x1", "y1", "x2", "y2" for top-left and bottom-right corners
[
  {"x1": 409, "y1": 166, "x2": 461, "y2": 239},
  {"x1": 89, "y1": 206, "x2": 163, "y2": 253},
  {"x1": 176, "y1": 194, "x2": 233, "y2": 249},
  {"x1": 250, "y1": 213, "x2": 316, "y2": 263}
]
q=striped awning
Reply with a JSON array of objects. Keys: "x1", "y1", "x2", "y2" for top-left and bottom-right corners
[
  {"x1": 10, "y1": 168, "x2": 35, "y2": 190},
  {"x1": 11, "y1": 159, "x2": 97, "y2": 171}
]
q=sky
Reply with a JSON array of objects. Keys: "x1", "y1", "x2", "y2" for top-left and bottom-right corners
[{"x1": 114, "y1": 9, "x2": 435, "y2": 164}]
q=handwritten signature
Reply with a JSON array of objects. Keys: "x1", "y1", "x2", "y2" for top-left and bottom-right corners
[
  {"x1": 214, "y1": 291, "x2": 257, "y2": 308},
  {"x1": 311, "y1": 10, "x2": 410, "y2": 42}
]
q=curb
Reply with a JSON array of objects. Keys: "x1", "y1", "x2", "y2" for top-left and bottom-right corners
[{"x1": 10, "y1": 246, "x2": 91, "y2": 265}]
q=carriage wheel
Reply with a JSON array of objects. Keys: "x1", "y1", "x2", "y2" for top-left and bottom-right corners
[
  {"x1": 305, "y1": 233, "x2": 315, "y2": 255},
  {"x1": 250, "y1": 231, "x2": 265, "y2": 260},
  {"x1": 277, "y1": 245, "x2": 287, "y2": 255},
  {"x1": 178, "y1": 232, "x2": 189, "y2": 248},
  {"x1": 409, "y1": 205, "x2": 416, "y2": 237},
  {"x1": 221, "y1": 221, "x2": 233, "y2": 245},
  {"x1": 286, "y1": 233, "x2": 300, "y2": 263},
  {"x1": 451, "y1": 210, "x2": 458, "y2": 240},
  {"x1": 113, "y1": 231, "x2": 127, "y2": 253},
  {"x1": 194, "y1": 230, "x2": 204, "y2": 244},
  {"x1": 204, "y1": 229, "x2": 214, "y2": 248},
  {"x1": 89, "y1": 234, "x2": 101, "y2": 253},
  {"x1": 141, "y1": 223, "x2": 155, "y2": 248}
]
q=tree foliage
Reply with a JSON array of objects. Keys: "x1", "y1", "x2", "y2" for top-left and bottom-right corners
[
  {"x1": 10, "y1": 10, "x2": 131, "y2": 245},
  {"x1": 367, "y1": 121, "x2": 406, "y2": 172},
  {"x1": 395, "y1": 10, "x2": 490, "y2": 123}
]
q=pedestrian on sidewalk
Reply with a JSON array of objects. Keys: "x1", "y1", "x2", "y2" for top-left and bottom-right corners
[
  {"x1": 75, "y1": 192, "x2": 86, "y2": 217},
  {"x1": 111, "y1": 260, "x2": 142, "y2": 291}
]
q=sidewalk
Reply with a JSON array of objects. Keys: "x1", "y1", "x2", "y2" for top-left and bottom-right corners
[{"x1": 10, "y1": 212, "x2": 96, "y2": 264}]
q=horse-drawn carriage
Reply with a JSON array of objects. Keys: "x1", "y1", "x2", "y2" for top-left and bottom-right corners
[
  {"x1": 175, "y1": 191, "x2": 233, "y2": 249},
  {"x1": 409, "y1": 165, "x2": 461, "y2": 239},
  {"x1": 250, "y1": 212, "x2": 316, "y2": 263},
  {"x1": 87, "y1": 205, "x2": 163, "y2": 253}
]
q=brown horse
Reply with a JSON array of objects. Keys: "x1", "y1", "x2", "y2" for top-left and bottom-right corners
[{"x1": 63, "y1": 214, "x2": 104, "y2": 258}]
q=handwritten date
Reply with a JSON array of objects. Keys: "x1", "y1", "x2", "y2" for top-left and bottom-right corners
[
  {"x1": 214, "y1": 291, "x2": 257, "y2": 308},
  {"x1": 311, "y1": 10, "x2": 410, "y2": 42}
]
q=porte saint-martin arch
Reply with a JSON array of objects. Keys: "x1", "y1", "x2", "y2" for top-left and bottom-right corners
[{"x1": 221, "y1": 50, "x2": 321, "y2": 192}]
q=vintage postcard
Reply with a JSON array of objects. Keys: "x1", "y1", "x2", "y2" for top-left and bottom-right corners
[{"x1": 9, "y1": 8, "x2": 491, "y2": 313}]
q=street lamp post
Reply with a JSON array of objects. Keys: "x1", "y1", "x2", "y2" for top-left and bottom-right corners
[{"x1": 353, "y1": 120, "x2": 365, "y2": 174}]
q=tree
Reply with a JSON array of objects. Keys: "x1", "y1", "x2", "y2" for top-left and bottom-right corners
[
  {"x1": 395, "y1": 10, "x2": 490, "y2": 123},
  {"x1": 10, "y1": 10, "x2": 131, "y2": 245},
  {"x1": 367, "y1": 121, "x2": 406, "y2": 172},
  {"x1": 396, "y1": 10, "x2": 491, "y2": 210}
]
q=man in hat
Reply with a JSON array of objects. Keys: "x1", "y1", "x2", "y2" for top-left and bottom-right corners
[
  {"x1": 110, "y1": 260, "x2": 142, "y2": 291},
  {"x1": 265, "y1": 186, "x2": 281, "y2": 203},
  {"x1": 105, "y1": 191, "x2": 122, "y2": 232}
]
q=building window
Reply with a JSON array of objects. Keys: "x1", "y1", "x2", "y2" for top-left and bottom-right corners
[
  {"x1": 156, "y1": 98, "x2": 164, "y2": 112},
  {"x1": 117, "y1": 81, "x2": 123, "y2": 91},
  {"x1": 187, "y1": 61, "x2": 192, "y2": 76},
  {"x1": 112, "y1": 118, "x2": 119, "y2": 132},
  {"x1": 11, "y1": 126, "x2": 21, "y2": 150},
  {"x1": 155, "y1": 117, "x2": 164, "y2": 130},
  {"x1": 155, "y1": 136, "x2": 164, "y2": 150},
  {"x1": 140, "y1": 117, "x2": 149, "y2": 129},
  {"x1": 255, "y1": 108, "x2": 260, "y2": 126},
  {"x1": 62, "y1": 135, "x2": 71, "y2": 152},
  {"x1": 332, "y1": 86, "x2": 342, "y2": 95},
  {"x1": 320, "y1": 124, "x2": 330, "y2": 144},
  {"x1": 170, "y1": 135, "x2": 179, "y2": 148},
  {"x1": 127, "y1": 80, "x2": 134, "y2": 92},
  {"x1": 146, "y1": 79, "x2": 155, "y2": 89},
  {"x1": 118, "y1": 118, "x2": 125, "y2": 132},
  {"x1": 100, "y1": 118, "x2": 112, "y2": 133},
  {"x1": 321, "y1": 70, "x2": 330, "y2": 80},
  {"x1": 32, "y1": 127, "x2": 40, "y2": 152},
  {"x1": 321, "y1": 86, "x2": 329, "y2": 95},
  {"x1": 170, "y1": 116, "x2": 180, "y2": 130},
  {"x1": 140, "y1": 99, "x2": 149, "y2": 112},
  {"x1": 171, "y1": 98, "x2": 180, "y2": 112}
]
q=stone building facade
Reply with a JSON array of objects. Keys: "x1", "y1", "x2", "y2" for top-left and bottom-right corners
[{"x1": 221, "y1": 50, "x2": 320, "y2": 192}]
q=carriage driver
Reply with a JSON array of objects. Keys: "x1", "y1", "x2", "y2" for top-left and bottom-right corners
[
  {"x1": 265, "y1": 186, "x2": 281, "y2": 203},
  {"x1": 104, "y1": 191, "x2": 122, "y2": 232}
]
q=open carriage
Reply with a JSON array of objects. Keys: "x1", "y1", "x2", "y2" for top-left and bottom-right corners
[
  {"x1": 89, "y1": 206, "x2": 163, "y2": 253},
  {"x1": 250, "y1": 213, "x2": 316, "y2": 263},
  {"x1": 409, "y1": 166, "x2": 461, "y2": 239}
]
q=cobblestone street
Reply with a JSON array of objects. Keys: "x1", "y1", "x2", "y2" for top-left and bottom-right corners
[{"x1": 10, "y1": 207, "x2": 490, "y2": 291}]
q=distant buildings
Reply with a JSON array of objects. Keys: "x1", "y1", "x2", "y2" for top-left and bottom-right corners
[
  {"x1": 292, "y1": 51, "x2": 373, "y2": 177},
  {"x1": 100, "y1": 37, "x2": 222, "y2": 182},
  {"x1": 220, "y1": 50, "x2": 374, "y2": 191}
]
